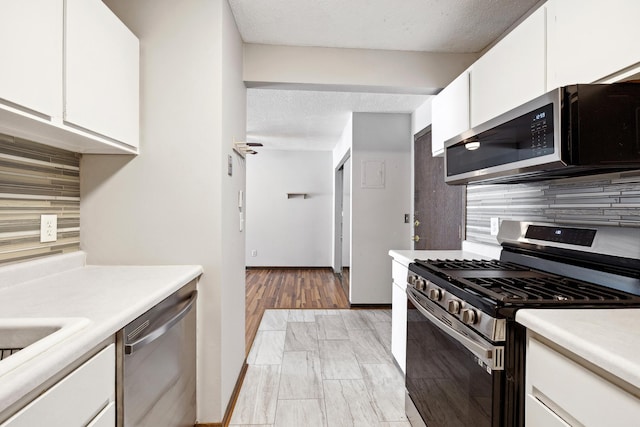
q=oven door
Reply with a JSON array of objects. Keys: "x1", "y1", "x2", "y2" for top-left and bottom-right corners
[{"x1": 405, "y1": 287, "x2": 504, "y2": 427}]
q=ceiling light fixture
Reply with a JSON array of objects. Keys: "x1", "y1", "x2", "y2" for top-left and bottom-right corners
[{"x1": 232, "y1": 140, "x2": 263, "y2": 158}]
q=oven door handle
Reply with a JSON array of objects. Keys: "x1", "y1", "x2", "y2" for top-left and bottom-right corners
[{"x1": 407, "y1": 288, "x2": 504, "y2": 371}]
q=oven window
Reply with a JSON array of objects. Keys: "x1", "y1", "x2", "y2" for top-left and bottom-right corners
[{"x1": 406, "y1": 300, "x2": 498, "y2": 427}]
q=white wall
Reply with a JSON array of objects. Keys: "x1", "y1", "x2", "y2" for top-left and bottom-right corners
[
  {"x1": 246, "y1": 150, "x2": 333, "y2": 266},
  {"x1": 351, "y1": 113, "x2": 412, "y2": 304},
  {"x1": 333, "y1": 117, "x2": 352, "y2": 168},
  {"x1": 244, "y1": 44, "x2": 478, "y2": 94},
  {"x1": 81, "y1": 0, "x2": 245, "y2": 423}
]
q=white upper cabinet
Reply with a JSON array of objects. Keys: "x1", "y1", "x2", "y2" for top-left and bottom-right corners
[
  {"x1": 546, "y1": 0, "x2": 640, "y2": 88},
  {"x1": 65, "y1": 0, "x2": 139, "y2": 149},
  {"x1": 0, "y1": 0, "x2": 138, "y2": 154},
  {"x1": 470, "y1": 6, "x2": 546, "y2": 127},
  {"x1": 0, "y1": 1, "x2": 63, "y2": 118},
  {"x1": 431, "y1": 71, "x2": 469, "y2": 157}
]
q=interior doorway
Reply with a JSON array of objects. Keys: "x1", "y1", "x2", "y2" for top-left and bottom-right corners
[
  {"x1": 413, "y1": 127, "x2": 465, "y2": 249},
  {"x1": 333, "y1": 151, "x2": 351, "y2": 300}
]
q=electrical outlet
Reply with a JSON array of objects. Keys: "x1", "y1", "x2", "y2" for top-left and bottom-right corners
[
  {"x1": 40, "y1": 214, "x2": 57, "y2": 243},
  {"x1": 490, "y1": 217, "x2": 500, "y2": 236},
  {"x1": 251, "y1": 249, "x2": 257, "y2": 257}
]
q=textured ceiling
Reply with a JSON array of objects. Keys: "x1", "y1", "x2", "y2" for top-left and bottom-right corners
[
  {"x1": 247, "y1": 89, "x2": 430, "y2": 151},
  {"x1": 232, "y1": 0, "x2": 541, "y2": 151},
  {"x1": 229, "y1": 0, "x2": 540, "y2": 53}
]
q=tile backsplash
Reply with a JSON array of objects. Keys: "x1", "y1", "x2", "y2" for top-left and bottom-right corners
[
  {"x1": 0, "y1": 133, "x2": 80, "y2": 265},
  {"x1": 466, "y1": 170, "x2": 640, "y2": 246}
]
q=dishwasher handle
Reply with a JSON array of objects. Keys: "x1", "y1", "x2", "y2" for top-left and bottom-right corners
[{"x1": 125, "y1": 290, "x2": 198, "y2": 355}]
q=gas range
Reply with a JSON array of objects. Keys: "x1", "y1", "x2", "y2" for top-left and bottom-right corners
[
  {"x1": 407, "y1": 220, "x2": 640, "y2": 342},
  {"x1": 404, "y1": 220, "x2": 640, "y2": 427}
]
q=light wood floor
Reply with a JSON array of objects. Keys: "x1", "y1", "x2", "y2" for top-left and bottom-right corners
[{"x1": 245, "y1": 268, "x2": 350, "y2": 354}]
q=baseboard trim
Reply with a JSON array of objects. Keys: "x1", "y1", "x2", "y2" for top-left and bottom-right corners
[
  {"x1": 223, "y1": 360, "x2": 249, "y2": 426},
  {"x1": 349, "y1": 303, "x2": 392, "y2": 309},
  {"x1": 195, "y1": 359, "x2": 248, "y2": 427},
  {"x1": 246, "y1": 266, "x2": 333, "y2": 270}
]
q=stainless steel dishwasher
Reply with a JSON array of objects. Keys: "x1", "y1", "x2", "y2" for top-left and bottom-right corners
[{"x1": 117, "y1": 280, "x2": 197, "y2": 427}]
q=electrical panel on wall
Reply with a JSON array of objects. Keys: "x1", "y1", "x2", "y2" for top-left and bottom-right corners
[{"x1": 361, "y1": 160, "x2": 385, "y2": 189}]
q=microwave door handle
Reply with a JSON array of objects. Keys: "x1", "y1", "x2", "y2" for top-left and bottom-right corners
[
  {"x1": 407, "y1": 288, "x2": 502, "y2": 370},
  {"x1": 125, "y1": 290, "x2": 198, "y2": 355}
]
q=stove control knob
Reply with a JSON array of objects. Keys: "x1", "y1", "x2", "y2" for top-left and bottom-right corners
[
  {"x1": 408, "y1": 275, "x2": 416, "y2": 286},
  {"x1": 462, "y1": 309, "x2": 478, "y2": 325},
  {"x1": 447, "y1": 299, "x2": 461, "y2": 314},
  {"x1": 416, "y1": 278, "x2": 426, "y2": 291},
  {"x1": 428, "y1": 288, "x2": 442, "y2": 301}
]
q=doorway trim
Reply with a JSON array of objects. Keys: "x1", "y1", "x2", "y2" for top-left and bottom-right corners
[{"x1": 333, "y1": 149, "x2": 351, "y2": 275}]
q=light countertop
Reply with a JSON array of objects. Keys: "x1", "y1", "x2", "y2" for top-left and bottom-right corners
[
  {"x1": 0, "y1": 252, "x2": 203, "y2": 416},
  {"x1": 517, "y1": 309, "x2": 640, "y2": 392},
  {"x1": 389, "y1": 241, "x2": 500, "y2": 266}
]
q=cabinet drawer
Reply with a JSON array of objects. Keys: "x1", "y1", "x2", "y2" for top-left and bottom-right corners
[
  {"x1": 392, "y1": 260, "x2": 408, "y2": 289},
  {"x1": 87, "y1": 401, "x2": 115, "y2": 427},
  {"x1": 2, "y1": 344, "x2": 115, "y2": 427},
  {"x1": 528, "y1": 338, "x2": 640, "y2": 426},
  {"x1": 525, "y1": 395, "x2": 570, "y2": 427}
]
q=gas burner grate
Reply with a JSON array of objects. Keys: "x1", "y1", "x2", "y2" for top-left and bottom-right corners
[
  {"x1": 0, "y1": 348, "x2": 21, "y2": 361},
  {"x1": 419, "y1": 259, "x2": 526, "y2": 271},
  {"x1": 464, "y1": 276, "x2": 635, "y2": 303}
]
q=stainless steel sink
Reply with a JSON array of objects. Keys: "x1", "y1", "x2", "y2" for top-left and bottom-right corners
[{"x1": 0, "y1": 318, "x2": 90, "y2": 377}]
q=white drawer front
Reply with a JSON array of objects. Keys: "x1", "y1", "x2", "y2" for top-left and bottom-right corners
[
  {"x1": 528, "y1": 338, "x2": 640, "y2": 426},
  {"x1": 525, "y1": 395, "x2": 570, "y2": 427},
  {"x1": 2, "y1": 344, "x2": 115, "y2": 427},
  {"x1": 87, "y1": 401, "x2": 115, "y2": 427}
]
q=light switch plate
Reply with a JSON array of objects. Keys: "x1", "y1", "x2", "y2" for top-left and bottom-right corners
[{"x1": 40, "y1": 214, "x2": 57, "y2": 243}]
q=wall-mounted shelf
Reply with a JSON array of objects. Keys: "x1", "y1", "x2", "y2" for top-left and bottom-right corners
[{"x1": 287, "y1": 193, "x2": 307, "y2": 199}]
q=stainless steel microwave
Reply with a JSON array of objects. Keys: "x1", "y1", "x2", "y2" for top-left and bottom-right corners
[{"x1": 444, "y1": 84, "x2": 640, "y2": 184}]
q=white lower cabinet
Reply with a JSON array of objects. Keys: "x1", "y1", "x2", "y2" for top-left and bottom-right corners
[
  {"x1": 525, "y1": 336, "x2": 640, "y2": 426},
  {"x1": 87, "y1": 402, "x2": 115, "y2": 427},
  {"x1": 391, "y1": 259, "x2": 408, "y2": 373},
  {"x1": 1, "y1": 344, "x2": 115, "y2": 427}
]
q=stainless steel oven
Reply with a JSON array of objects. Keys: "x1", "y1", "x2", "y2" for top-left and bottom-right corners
[
  {"x1": 404, "y1": 220, "x2": 640, "y2": 427},
  {"x1": 405, "y1": 286, "x2": 507, "y2": 427}
]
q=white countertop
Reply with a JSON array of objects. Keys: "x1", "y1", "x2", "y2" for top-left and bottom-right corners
[
  {"x1": 517, "y1": 309, "x2": 640, "y2": 392},
  {"x1": 0, "y1": 252, "x2": 203, "y2": 416},
  {"x1": 389, "y1": 242, "x2": 499, "y2": 266}
]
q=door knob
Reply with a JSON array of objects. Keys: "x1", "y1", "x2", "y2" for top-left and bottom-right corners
[
  {"x1": 411, "y1": 235, "x2": 420, "y2": 242},
  {"x1": 414, "y1": 220, "x2": 420, "y2": 227}
]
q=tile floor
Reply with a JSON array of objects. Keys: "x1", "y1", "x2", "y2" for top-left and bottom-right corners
[{"x1": 229, "y1": 309, "x2": 411, "y2": 427}]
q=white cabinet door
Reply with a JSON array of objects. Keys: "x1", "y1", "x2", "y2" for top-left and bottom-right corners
[
  {"x1": 470, "y1": 7, "x2": 546, "y2": 127},
  {"x1": 1, "y1": 344, "x2": 115, "y2": 427},
  {"x1": 65, "y1": 0, "x2": 139, "y2": 148},
  {"x1": 391, "y1": 280, "x2": 407, "y2": 373},
  {"x1": 526, "y1": 337, "x2": 640, "y2": 426},
  {"x1": 431, "y1": 71, "x2": 469, "y2": 157},
  {"x1": 546, "y1": 0, "x2": 640, "y2": 88},
  {"x1": 0, "y1": 1, "x2": 63, "y2": 118}
]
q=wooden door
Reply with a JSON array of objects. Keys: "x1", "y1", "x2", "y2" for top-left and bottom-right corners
[{"x1": 413, "y1": 127, "x2": 465, "y2": 250}]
